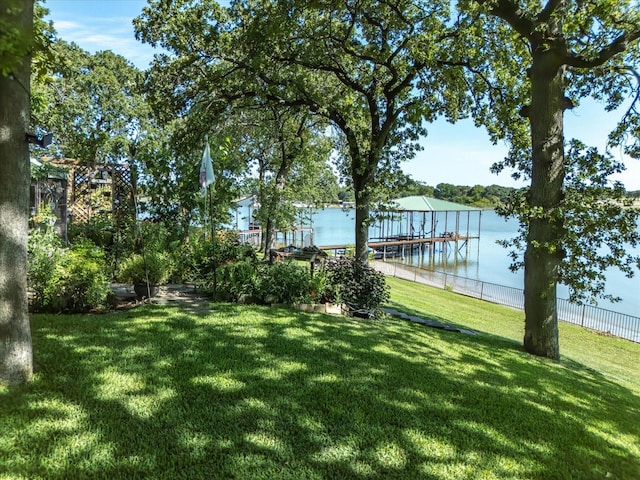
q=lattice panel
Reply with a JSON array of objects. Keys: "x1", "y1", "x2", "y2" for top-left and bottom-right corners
[
  {"x1": 111, "y1": 164, "x2": 136, "y2": 227},
  {"x1": 70, "y1": 165, "x2": 95, "y2": 223},
  {"x1": 68, "y1": 163, "x2": 135, "y2": 225}
]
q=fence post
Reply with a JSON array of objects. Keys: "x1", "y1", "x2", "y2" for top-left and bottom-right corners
[
  {"x1": 480, "y1": 281, "x2": 484, "y2": 301},
  {"x1": 414, "y1": 266, "x2": 417, "y2": 282},
  {"x1": 581, "y1": 305, "x2": 586, "y2": 327}
]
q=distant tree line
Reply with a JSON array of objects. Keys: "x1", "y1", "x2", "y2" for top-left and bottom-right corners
[
  {"x1": 290, "y1": 173, "x2": 518, "y2": 208},
  {"x1": 288, "y1": 175, "x2": 517, "y2": 209},
  {"x1": 292, "y1": 174, "x2": 640, "y2": 209},
  {"x1": 397, "y1": 178, "x2": 640, "y2": 208},
  {"x1": 390, "y1": 175, "x2": 514, "y2": 208}
]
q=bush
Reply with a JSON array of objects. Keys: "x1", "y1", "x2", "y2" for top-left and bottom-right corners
[
  {"x1": 119, "y1": 251, "x2": 172, "y2": 285},
  {"x1": 67, "y1": 215, "x2": 116, "y2": 249},
  {"x1": 28, "y1": 227, "x2": 64, "y2": 309},
  {"x1": 175, "y1": 232, "x2": 257, "y2": 288},
  {"x1": 29, "y1": 239, "x2": 111, "y2": 313},
  {"x1": 323, "y1": 257, "x2": 390, "y2": 316},
  {"x1": 216, "y1": 259, "x2": 260, "y2": 302},
  {"x1": 213, "y1": 255, "x2": 389, "y2": 315},
  {"x1": 216, "y1": 260, "x2": 313, "y2": 305},
  {"x1": 308, "y1": 268, "x2": 329, "y2": 303},
  {"x1": 256, "y1": 262, "x2": 312, "y2": 305}
]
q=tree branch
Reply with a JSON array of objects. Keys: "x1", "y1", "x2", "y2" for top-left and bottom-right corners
[
  {"x1": 477, "y1": 0, "x2": 536, "y2": 40},
  {"x1": 536, "y1": 0, "x2": 563, "y2": 24},
  {"x1": 567, "y1": 29, "x2": 640, "y2": 68},
  {"x1": 614, "y1": 65, "x2": 640, "y2": 125}
]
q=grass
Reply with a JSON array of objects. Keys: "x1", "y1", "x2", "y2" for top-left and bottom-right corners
[
  {"x1": 386, "y1": 277, "x2": 640, "y2": 392},
  {"x1": 0, "y1": 279, "x2": 638, "y2": 479}
]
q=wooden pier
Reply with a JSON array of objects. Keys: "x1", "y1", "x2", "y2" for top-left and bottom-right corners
[
  {"x1": 236, "y1": 196, "x2": 482, "y2": 260},
  {"x1": 319, "y1": 232, "x2": 478, "y2": 259}
]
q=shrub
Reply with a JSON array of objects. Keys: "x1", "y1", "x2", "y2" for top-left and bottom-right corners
[
  {"x1": 119, "y1": 251, "x2": 172, "y2": 285},
  {"x1": 216, "y1": 260, "x2": 314, "y2": 305},
  {"x1": 213, "y1": 256, "x2": 390, "y2": 314},
  {"x1": 28, "y1": 226, "x2": 64, "y2": 309},
  {"x1": 172, "y1": 236, "x2": 211, "y2": 283},
  {"x1": 173, "y1": 232, "x2": 256, "y2": 285},
  {"x1": 216, "y1": 259, "x2": 260, "y2": 302},
  {"x1": 308, "y1": 268, "x2": 329, "y2": 303},
  {"x1": 29, "y1": 239, "x2": 111, "y2": 313},
  {"x1": 67, "y1": 215, "x2": 116, "y2": 249},
  {"x1": 323, "y1": 257, "x2": 390, "y2": 316},
  {"x1": 256, "y1": 262, "x2": 312, "y2": 305},
  {"x1": 216, "y1": 230, "x2": 255, "y2": 265}
]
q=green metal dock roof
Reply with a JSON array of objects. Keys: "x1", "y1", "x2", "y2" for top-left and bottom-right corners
[{"x1": 390, "y1": 196, "x2": 481, "y2": 212}]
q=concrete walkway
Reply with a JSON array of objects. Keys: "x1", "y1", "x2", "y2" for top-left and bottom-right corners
[
  {"x1": 110, "y1": 283, "x2": 214, "y2": 313},
  {"x1": 382, "y1": 308, "x2": 478, "y2": 336}
]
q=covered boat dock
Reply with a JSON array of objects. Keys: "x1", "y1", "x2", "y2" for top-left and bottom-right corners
[{"x1": 367, "y1": 196, "x2": 482, "y2": 260}]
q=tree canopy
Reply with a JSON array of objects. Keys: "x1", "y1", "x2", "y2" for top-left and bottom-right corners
[
  {"x1": 33, "y1": 40, "x2": 150, "y2": 164},
  {"x1": 135, "y1": 0, "x2": 473, "y2": 260}
]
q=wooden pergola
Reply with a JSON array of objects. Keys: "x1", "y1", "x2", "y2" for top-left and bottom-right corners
[{"x1": 30, "y1": 157, "x2": 136, "y2": 241}]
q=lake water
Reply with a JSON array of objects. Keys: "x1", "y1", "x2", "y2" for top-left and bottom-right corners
[{"x1": 301, "y1": 207, "x2": 639, "y2": 318}]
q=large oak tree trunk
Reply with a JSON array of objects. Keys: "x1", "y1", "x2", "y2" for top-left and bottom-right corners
[
  {"x1": 260, "y1": 159, "x2": 290, "y2": 255},
  {"x1": 523, "y1": 50, "x2": 565, "y2": 360},
  {"x1": 0, "y1": 0, "x2": 34, "y2": 384}
]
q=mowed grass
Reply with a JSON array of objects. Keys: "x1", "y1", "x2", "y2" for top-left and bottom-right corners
[
  {"x1": 0, "y1": 280, "x2": 638, "y2": 479},
  {"x1": 386, "y1": 277, "x2": 640, "y2": 393}
]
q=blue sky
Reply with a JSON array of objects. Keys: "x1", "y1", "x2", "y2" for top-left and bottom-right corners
[{"x1": 44, "y1": 0, "x2": 640, "y2": 189}]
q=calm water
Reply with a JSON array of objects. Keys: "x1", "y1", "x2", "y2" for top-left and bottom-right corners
[{"x1": 302, "y1": 207, "x2": 639, "y2": 317}]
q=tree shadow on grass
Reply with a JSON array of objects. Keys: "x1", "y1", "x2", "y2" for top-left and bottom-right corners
[{"x1": 1, "y1": 304, "x2": 638, "y2": 479}]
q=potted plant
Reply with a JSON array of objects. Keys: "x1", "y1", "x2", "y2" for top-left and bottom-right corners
[{"x1": 120, "y1": 251, "x2": 171, "y2": 299}]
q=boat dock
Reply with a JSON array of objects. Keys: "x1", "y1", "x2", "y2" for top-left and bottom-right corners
[
  {"x1": 319, "y1": 232, "x2": 478, "y2": 259},
  {"x1": 235, "y1": 195, "x2": 482, "y2": 258}
]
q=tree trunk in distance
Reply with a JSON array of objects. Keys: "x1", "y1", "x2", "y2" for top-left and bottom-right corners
[
  {"x1": 354, "y1": 191, "x2": 370, "y2": 263},
  {"x1": 262, "y1": 216, "x2": 276, "y2": 255},
  {"x1": 352, "y1": 165, "x2": 373, "y2": 263}
]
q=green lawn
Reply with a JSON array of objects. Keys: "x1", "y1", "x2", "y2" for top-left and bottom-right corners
[{"x1": 1, "y1": 279, "x2": 639, "y2": 479}]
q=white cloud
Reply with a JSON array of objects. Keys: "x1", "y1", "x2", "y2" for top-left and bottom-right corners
[{"x1": 47, "y1": 8, "x2": 157, "y2": 69}]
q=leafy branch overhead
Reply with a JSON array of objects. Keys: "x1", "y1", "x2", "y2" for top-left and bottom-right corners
[{"x1": 135, "y1": 0, "x2": 474, "y2": 262}]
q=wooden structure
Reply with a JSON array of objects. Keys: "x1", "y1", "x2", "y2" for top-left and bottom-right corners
[
  {"x1": 45, "y1": 158, "x2": 136, "y2": 226},
  {"x1": 234, "y1": 196, "x2": 315, "y2": 248},
  {"x1": 238, "y1": 225, "x2": 314, "y2": 249},
  {"x1": 30, "y1": 157, "x2": 136, "y2": 242},
  {"x1": 30, "y1": 159, "x2": 69, "y2": 238},
  {"x1": 365, "y1": 196, "x2": 482, "y2": 260},
  {"x1": 60, "y1": 159, "x2": 135, "y2": 225},
  {"x1": 269, "y1": 245, "x2": 328, "y2": 275}
]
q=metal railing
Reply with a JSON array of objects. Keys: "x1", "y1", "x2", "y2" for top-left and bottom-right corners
[{"x1": 372, "y1": 260, "x2": 640, "y2": 343}]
